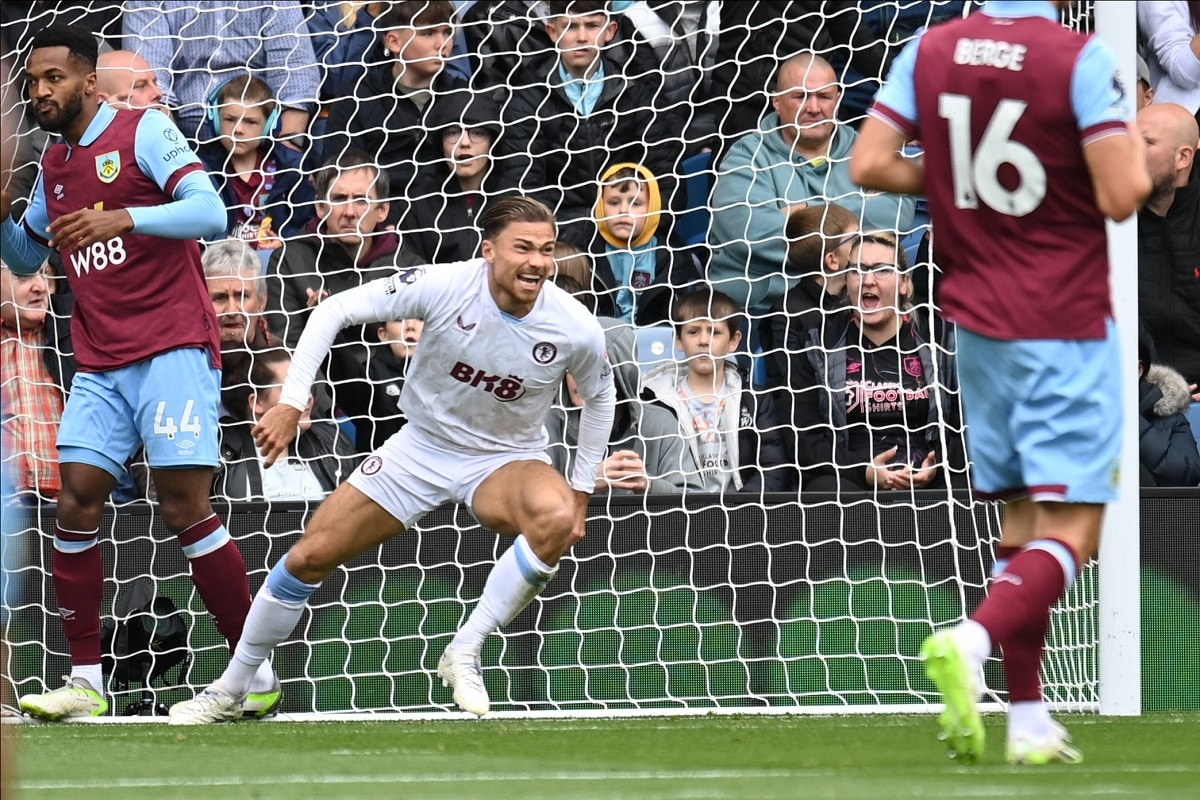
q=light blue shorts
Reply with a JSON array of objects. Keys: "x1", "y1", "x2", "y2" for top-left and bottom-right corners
[
  {"x1": 347, "y1": 425, "x2": 551, "y2": 529},
  {"x1": 58, "y1": 348, "x2": 221, "y2": 479},
  {"x1": 956, "y1": 320, "x2": 1122, "y2": 503}
]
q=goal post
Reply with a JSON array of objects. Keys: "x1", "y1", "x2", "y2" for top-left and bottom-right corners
[{"x1": 1094, "y1": 0, "x2": 1142, "y2": 717}]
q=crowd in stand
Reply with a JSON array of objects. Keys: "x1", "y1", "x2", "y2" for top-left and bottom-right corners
[{"x1": 3, "y1": 0, "x2": 1200, "y2": 506}]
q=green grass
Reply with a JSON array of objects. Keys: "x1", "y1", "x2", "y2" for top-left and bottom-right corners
[{"x1": 10, "y1": 713, "x2": 1199, "y2": 799}]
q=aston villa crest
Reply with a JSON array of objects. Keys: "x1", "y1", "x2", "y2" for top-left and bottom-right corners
[{"x1": 96, "y1": 151, "x2": 120, "y2": 183}]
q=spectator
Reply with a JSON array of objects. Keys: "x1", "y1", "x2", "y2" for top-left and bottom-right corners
[
  {"x1": 364, "y1": 318, "x2": 424, "y2": 450},
  {"x1": 122, "y1": 1, "x2": 319, "y2": 143},
  {"x1": 500, "y1": 0, "x2": 680, "y2": 248},
  {"x1": 1137, "y1": 102, "x2": 1200, "y2": 448},
  {"x1": 707, "y1": 52, "x2": 915, "y2": 317},
  {"x1": 545, "y1": 318, "x2": 703, "y2": 494},
  {"x1": 553, "y1": 240, "x2": 610, "y2": 315},
  {"x1": 760, "y1": 203, "x2": 859, "y2": 384},
  {"x1": 1138, "y1": 1, "x2": 1200, "y2": 114},
  {"x1": 320, "y1": 0, "x2": 469, "y2": 219},
  {"x1": 789, "y1": 232, "x2": 965, "y2": 494},
  {"x1": 758, "y1": 203, "x2": 859, "y2": 478},
  {"x1": 265, "y1": 150, "x2": 424, "y2": 451},
  {"x1": 713, "y1": 3, "x2": 893, "y2": 148},
  {"x1": 640, "y1": 288, "x2": 791, "y2": 494},
  {"x1": 214, "y1": 346, "x2": 359, "y2": 501},
  {"x1": 305, "y1": 1, "x2": 388, "y2": 103},
  {"x1": 399, "y1": 91, "x2": 519, "y2": 263},
  {"x1": 591, "y1": 163, "x2": 700, "y2": 325},
  {"x1": 202, "y1": 239, "x2": 271, "y2": 350},
  {"x1": 1139, "y1": 323, "x2": 1200, "y2": 487},
  {"x1": 94, "y1": 49, "x2": 167, "y2": 113},
  {"x1": 0, "y1": 262, "x2": 68, "y2": 503},
  {"x1": 617, "y1": 1, "x2": 721, "y2": 154},
  {"x1": 460, "y1": 1, "x2": 658, "y2": 95},
  {"x1": 1137, "y1": 53, "x2": 1156, "y2": 111},
  {"x1": 197, "y1": 74, "x2": 316, "y2": 250}
]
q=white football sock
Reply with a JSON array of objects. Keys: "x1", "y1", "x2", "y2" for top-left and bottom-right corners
[
  {"x1": 954, "y1": 620, "x2": 992, "y2": 668},
  {"x1": 72, "y1": 664, "x2": 104, "y2": 693},
  {"x1": 451, "y1": 535, "x2": 557, "y2": 656},
  {"x1": 1008, "y1": 700, "x2": 1052, "y2": 739},
  {"x1": 248, "y1": 658, "x2": 276, "y2": 693},
  {"x1": 215, "y1": 585, "x2": 305, "y2": 698}
]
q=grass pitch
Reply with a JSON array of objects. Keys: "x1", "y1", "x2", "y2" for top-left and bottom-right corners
[{"x1": 9, "y1": 712, "x2": 1199, "y2": 799}]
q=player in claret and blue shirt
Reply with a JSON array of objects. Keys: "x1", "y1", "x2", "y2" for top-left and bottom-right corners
[
  {"x1": 0, "y1": 23, "x2": 281, "y2": 721},
  {"x1": 851, "y1": 0, "x2": 1152, "y2": 766}
]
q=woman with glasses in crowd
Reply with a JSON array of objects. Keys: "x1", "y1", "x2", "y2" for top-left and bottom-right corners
[
  {"x1": 399, "y1": 92, "x2": 520, "y2": 265},
  {"x1": 790, "y1": 231, "x2": 968, "y2": 496}
]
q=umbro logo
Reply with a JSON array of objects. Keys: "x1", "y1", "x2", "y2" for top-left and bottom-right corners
[
  {"x1": 456, "y1": 315, "x2": 477, "y2": 332},
  {"x1": 59, "y1": 607, "x2": 75, "y2": 620}
]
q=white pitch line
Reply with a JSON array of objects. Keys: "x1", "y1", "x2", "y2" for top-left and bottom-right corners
[{"x1": 20, "y1": 764, "x2": 1199, "y2": 793}]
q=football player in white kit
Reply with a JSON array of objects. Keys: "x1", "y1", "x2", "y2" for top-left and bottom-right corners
[{"x1": 170, "y1": 197, "x2": 617, "y2": 722}]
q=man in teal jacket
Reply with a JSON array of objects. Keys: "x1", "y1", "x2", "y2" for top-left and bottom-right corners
[{"x1": 707, "y1": 52, "x2": 915, "y2": 317}]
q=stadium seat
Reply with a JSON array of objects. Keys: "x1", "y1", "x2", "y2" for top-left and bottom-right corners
[
  {"x1": 634, "y1": 325, "x2": 682, "y2": 373},
  {"x1": 676, "y1": 151, "x2": 713, "y2": 247}
]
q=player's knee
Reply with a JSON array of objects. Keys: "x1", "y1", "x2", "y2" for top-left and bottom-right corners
[
  {"x1": 54, "y1": 483, "x2": 106, "y2": 529},
  {"x1": 524, "y1": 499, "x2": 575, "y2": 547},
  {"x1": 285, "y1": 525, "x2": 344, "y2": 583},
  {"x1": 158, "y1": 499, "x2": 214, "y2": 533}
]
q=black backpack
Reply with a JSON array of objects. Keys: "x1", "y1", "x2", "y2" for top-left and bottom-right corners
[{"x1": 100, "y1": 578, "x2": 192, "y2": 716}]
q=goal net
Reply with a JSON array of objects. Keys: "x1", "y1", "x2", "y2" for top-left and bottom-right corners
[{"x1": 1, "y1": 0, "x2": 1112, "y2": 718}]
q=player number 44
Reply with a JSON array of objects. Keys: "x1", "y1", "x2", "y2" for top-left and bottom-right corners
[
  {"x1": 153, "y1": 399, "x2": 202, "y2": 440},
  {"x1": 938, "y1": 93, "x2": 1047, "y2": 217}
]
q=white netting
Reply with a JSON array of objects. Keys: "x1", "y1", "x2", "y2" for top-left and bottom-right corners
[{"x1": 1, "y1": 1, "x2": 1108, "y2": 717}]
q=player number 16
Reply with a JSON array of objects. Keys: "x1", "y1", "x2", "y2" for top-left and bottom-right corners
[{"x1": 938, "y1": 93, "x2": 1048, "y2": 217}]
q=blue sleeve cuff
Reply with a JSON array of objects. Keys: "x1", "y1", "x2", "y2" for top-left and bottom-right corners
[
  {"x1": 1, "y1": 217, "x2": 50, "y2": 274},
  {"x1": 126, "y1": 171, "x2": 227, "y2": 239}
]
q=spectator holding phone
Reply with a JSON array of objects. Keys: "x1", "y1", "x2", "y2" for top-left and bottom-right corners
[{"x1": 790, "y1": 231, "x2": 967, "y2": 495}]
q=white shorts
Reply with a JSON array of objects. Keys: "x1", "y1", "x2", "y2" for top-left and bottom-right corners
[{"x1": 347, "y1": 425, "x2": 552, "y2": 529}]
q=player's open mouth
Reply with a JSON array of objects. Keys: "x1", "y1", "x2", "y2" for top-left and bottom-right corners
[
  {"x1": 860, "y1": 293, "x2": 881, "y2": 310},
  {"x1": 517, "y1": 273, "x2": 542, "y2": 288}
]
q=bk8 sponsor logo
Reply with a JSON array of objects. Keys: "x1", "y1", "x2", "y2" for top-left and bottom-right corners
[{"x1": 449, "y1": 361, "x2": 526, "y2": 402}]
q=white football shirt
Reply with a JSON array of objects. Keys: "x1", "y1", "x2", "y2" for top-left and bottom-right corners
[{"x1": 281, "y1": 259, "x2": 616, "y2": 489}]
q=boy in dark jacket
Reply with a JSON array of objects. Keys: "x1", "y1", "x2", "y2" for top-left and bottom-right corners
[{"x1": 198, "y1": 74, "x2": 315, "y2": 251}]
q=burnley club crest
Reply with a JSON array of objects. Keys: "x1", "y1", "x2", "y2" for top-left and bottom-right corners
[{"x1": 96, "y1": 151, "x2": 121, "y2": 184}]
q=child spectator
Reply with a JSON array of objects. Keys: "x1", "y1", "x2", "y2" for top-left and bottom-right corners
[
  {"x1": 499, "y1": 0, "x2": 680, "y2": 248},
  {"x1": 545, "y1": 319, "x2": 703, "y2": 494},
  {"x1": 553, "y1": 240, "x2": 609, "y2": 316},
  {"x1": 399, "y1": 92, "x2": 519, "y2": 263},
  {"x1": 319, "y1": 0, "x2": 470, "y2": 219},
  {"x1": 592, "y1": 163, "x2": 699, "y2": 325},
  {"x1": 1139, "y1": 324, "x2": 1200, "y2": 487},
  {"x1": 365, "y1": 318, "x2": 424, "y2": 451},
  {"x1": 198, "y1": 75, "x2": 315, "y2": 251},
  {"x1": 641, "y1": 288, "x2": 791, "y2": 494}
]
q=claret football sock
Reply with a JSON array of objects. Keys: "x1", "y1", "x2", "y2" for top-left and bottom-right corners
[
  {"x1": 973, "y1": 539, "x2": 1078, "y2": 703},
  {"x1": 178, "y1": 514, "x2": 252, "y2": 647},
  {"x1": 52, "y1": 524, "x2": 103, "y2": 667}
]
